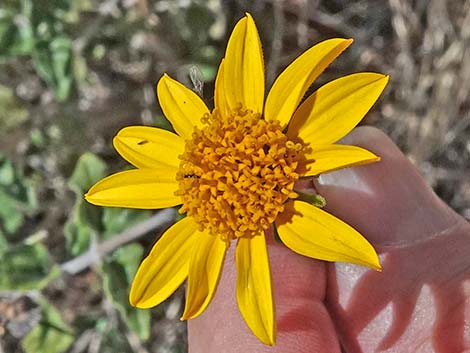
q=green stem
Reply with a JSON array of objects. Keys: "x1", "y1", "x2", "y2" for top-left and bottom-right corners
[{"x1": 297, "y1": 191, "x2": 327, "y2": 208}]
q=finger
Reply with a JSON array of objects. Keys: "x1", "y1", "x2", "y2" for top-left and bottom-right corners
[
  {"x1": 316, "y1": 126, "x2": 470, "y2": 352},
  {"x1": 315, "y1": 126, "x2": 462, "y2": 249},
  {"x1": 188, "y1": 237, "x2": 341, "y2": 353}
]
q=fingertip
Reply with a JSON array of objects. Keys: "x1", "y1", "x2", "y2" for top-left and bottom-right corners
[{"x1": 315, "y1": 126, "x2": 461, "y2": 248}]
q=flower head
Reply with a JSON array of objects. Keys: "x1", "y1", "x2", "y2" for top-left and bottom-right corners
[{"x1": 85, "y1": 13, "x2": 388, "y2": 345}]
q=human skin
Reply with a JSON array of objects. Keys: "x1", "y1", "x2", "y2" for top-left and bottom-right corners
[{"x1": 187, "y1": 126, "x2": 470, "y2": 353}]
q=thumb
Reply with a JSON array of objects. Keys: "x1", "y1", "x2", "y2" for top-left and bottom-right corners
[
  {"x1": 316, "y1": 126, "x2": 469, "y2": 352},
  {"x1": 188, "y1": 238, "x2": 340, "y2": 352},
  {"x1": 315, "y1": 126, "x2": 461, "y2": 249}
]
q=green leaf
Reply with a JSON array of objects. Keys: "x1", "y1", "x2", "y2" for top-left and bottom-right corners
[
  {"x1": 65, "y1": 153, "x2": 107, "y2": 256},
  {"x1": 0, "y1": 190, "x2": 24, "y2": 234},
  {"x1": 0, "y1": 84, "x2": 29, "y2": 134},
  {"x1": 64, "y1": 154, "x2": 152, "y2": 338},
  {"x1": 95, "y1": 318, "x2": 134, "y2": 353},
  {"x1": 63, "y1": 218, "x2": 97, "y2": 257},
  {"x1": 22, "y1": 297, "x2": 74, "y2": 353},
  {"x1": 68, "y1": 152, "x2": 107, "y2": 195},
  {"x1": 0, "y1": 4, "x2": 34, "y2": 58},
  {"x1": 0, "y1": 229, "x2": 8, "y2": 251},
  {"x1": 0, "y1": 242, "x2": 59, "y2": 290},
  {"x1": 0, "y1": 154, "x2": 15, "y2": 184},
  {"x1": 0, "y1": 154, "x2": 37, "y2": 237},
  {"x1": 64, "y1": 153, "x2": 152, "y2": 257},
  {"x1": 102, "y1": 243, "x2": 151, "y2": 340},
  {"x1": 101, "y1": 207, "x2": 151, "y2": 241},
  {"x1": 32, "y1": 35, "x2": 73, "y2": 101},
  {"x1": 69, "y1": 153, "x2": 107, "y2": 229}
]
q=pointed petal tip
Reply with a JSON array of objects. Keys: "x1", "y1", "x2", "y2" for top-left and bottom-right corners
[
  {"x1": 372, "y1": 73, "x2": 390, "y2": 92},
  {"x1": 128, "y1": 297, "x2": 153, "y2": 309},
  {"x1": 363, "y1": 251, "x2": 382, "y2": 271},
  {"x1": 340, "y1": 38, "x2": 354, "y2": 50},
  {"x1": 129, "y1": 285, "x2": 148, "y2": 308},
  {"x1": 263, "y1": 328, "x2": 276, "y2": 346},
  {"x1": 180, "y1": 305, "x2": 204, "y2": 321},
  {"x1": 128, "y1": 295, "x2": 138, "y2": 308},
  {"x1": 256, "y1": 331, "x2": 276, "y2": 346},
  {"x1": 182, "y1": 233, "x2": 228, "y2": 321},
  {"x1": 336, "y1": 37, "x2": 354, "y2": 45},
  {"x1": 354, "y1": 238, "x2": 382, "y2": 271},
  {"x1": 236, "y1": 235, "x2": 275, "y2": 346},
  {"x1": 180, "y1": 311, "x2": 194, "y2": 321},
  {"x1": 83, "y1": 193, "x2": 91, "y2": 203},
  {"x1": 224, "y1": 11, "x2": 264, "y2": 113},
  {"x1": 84, "y1": 192, "x2": 97, "y2": 204},
  {"x1": 363, "y1": 153, "x2": 381, "y2": 165},
  {"x1": 372, "y1": 258, "x2": 383, "y2": 272},
  {"x1": 384, "y1": 74, "x2": 391, "y2": 85},
  {"x1": 84, "y1": 191, "x2": 94, "y2": 199},
  {"x1": 244, "y1": 13, "x2": 257, "y2": 31},
  {"x1": 128, "y1": 293, "x2": 143, "y2": 308},
  {"x1": 157, "y1": 73, "x2": 173, "y2": 90},
  {"x1": 157, "y1": 73, "x2": 169, "y2": 86},
  {"x1": 111, "y1": 134, "x2": 120, "y2": 151},
  {"x1": 344, "y1": 248, "x2": 382, "y2": 272},
  {"x1": 377, "y1": 73, "x2": 390, "y2": 83},
  {"x1": 179, "y1": 306, "x2": 208, "y2": 321},
  {"x1": 180, "y1": 308, "x2": 194, "y2": 321},
  {"x1": 156, "y1": 72, "x2": 209, "y2": 138}
]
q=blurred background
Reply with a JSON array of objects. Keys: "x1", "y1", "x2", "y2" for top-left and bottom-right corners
[{"x1": 0, "y1": 0, "x2": 469, "y2": 352}]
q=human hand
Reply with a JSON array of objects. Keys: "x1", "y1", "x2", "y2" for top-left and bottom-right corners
[{"x1": 187, "y1": 126, "x2": 470, "y2": 352}]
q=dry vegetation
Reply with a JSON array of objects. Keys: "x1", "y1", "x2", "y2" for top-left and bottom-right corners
[{"x1": 0, "y1": 0, "x2": 468, "y2": 352}]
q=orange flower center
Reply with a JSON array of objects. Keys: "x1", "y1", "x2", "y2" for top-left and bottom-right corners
[{"x1": 176, "y1": 108, "x2": 306, "y2": 241}]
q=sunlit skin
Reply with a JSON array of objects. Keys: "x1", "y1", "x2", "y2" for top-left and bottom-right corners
[
  {"x1": 188, "y1": 127, "x2": 470, "y2": 353},
  {"x1": 85, "y1": 13, "x2": 390, "y2": 345}
]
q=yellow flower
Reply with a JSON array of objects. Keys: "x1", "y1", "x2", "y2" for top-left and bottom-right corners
[{"x1": 85, "y1": 13, "x2": 388, "y2": 345}]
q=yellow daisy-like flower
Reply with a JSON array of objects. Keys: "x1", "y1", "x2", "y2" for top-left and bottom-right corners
[{"x1": 85, "y1": 13, "x2": 388, "y2": 345}]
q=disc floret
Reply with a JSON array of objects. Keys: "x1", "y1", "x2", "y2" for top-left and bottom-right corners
[{"x1": 176, "y1": 108, "x2": 306, "y2": 241}]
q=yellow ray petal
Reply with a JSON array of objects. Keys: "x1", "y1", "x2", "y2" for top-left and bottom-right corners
[
  {"x1": 85, "y1": 169, "x2": 180, "y2": 209},
  {"x1": 236, "y1": 234, "x2": 276, "y2": 346},
  {"x1": 113, "y1": 126, "x2": 184, "y2": 169},
  {"x1": 157, "y1": 74, "x2": 209, "y2": 139},
  {"x1": 265, "y1": 38, "x2": 353, "y2": 127},
  {"x1": 287, "y1": 73, "x2": 389, "y2": 144},
  {"x1": 214, "y1": 58, "x2": 230, "y2": 117},
  {"x1": 129, "y1": 217, "x2": 199, "y2": 308},
  {"x1": 223, "y1": 13, "x2": 264, "y2": 113},
  {"x1": 276, "y1": 200, "x2": 381, "y2": 270},
  {"x1": 301, "y1": 144, "x2": 380, "y2": 177},
  {"x1": 181, "y1": 232, "x2": 228, "y2": 320}
]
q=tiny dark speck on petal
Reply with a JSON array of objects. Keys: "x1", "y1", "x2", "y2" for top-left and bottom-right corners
[{"x1": 137, "y1": 140, "x2": 149, "y2": 145}]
